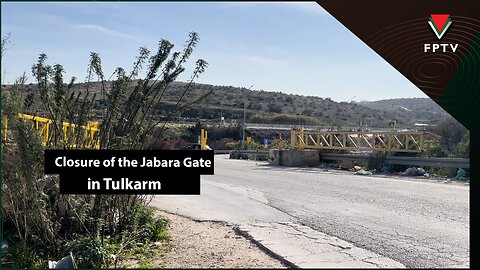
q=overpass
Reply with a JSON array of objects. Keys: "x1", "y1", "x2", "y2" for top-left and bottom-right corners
[{"x1": 167, "y1": 121, "x2": 414, "y2": 132}]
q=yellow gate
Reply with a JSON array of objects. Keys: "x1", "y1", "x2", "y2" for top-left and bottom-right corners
[{"x1": 2, "y1": 113, "x2": 100, "y2": 149}]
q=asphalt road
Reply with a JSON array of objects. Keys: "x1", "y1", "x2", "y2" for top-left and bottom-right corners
[{"x1": 153, "y1": 155, "x2": 469, "y2": 268}]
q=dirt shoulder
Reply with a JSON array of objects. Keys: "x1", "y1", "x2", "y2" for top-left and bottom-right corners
[{"x1": 151, "y1": 210, "x2": 286, "y2": 268}]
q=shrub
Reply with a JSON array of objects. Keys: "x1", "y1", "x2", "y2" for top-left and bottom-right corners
[
  {"x1": 146, "y1": 218, "x2": 170, "y2": 242},
  {"x1": 226, "y1": 140, "x2": 263, "y2": 150},
  {"x1": 2, "y1": 242, "x2": 45, "y2": 269},
  {"x1": 270, "y1": 138, "x2": 290, "y2": 150},
  {"x1": 209, "y1": 138, "x2": 236, "y2": 150},
  {"x1": 132, "y1": 205, "x2": 170, "y2": 242},
  {"x1": 426, "y1": 167, "x2": 450, "y2": 178},
  {"x1": 66, "y1": 237, "x2": 116, "y2": 268}
]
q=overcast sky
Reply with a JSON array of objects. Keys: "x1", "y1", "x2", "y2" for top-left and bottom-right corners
[{"x1": 1, "y1": 1, "x2": 428, "y2": 102}]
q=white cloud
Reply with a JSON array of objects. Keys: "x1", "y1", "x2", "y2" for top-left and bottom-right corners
[{"x1": 72, "y1": 24, "x2": 141, "y2": 41}]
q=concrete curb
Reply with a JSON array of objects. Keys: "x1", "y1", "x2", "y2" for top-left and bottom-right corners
[
  {"x1": 234, "y1": 225, "x2": 299, "y2": 268},
  {"x1": 236, "y1": 222, "x2": 406, "y2": 269}
]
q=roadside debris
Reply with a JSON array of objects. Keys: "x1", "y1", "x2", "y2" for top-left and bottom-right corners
[
  {"x1": 400, "y1": 167, "x2": 429, "y2": 177},
  {"x1": 354, "y1": 169, "x2": 373, "y2": 176},
  {"x1": 381, "y1": 165, "x2": 392, "y2": 174},
  {"x1": 48, "y1": 253, "x2": 77, "y2": 269},
  {"x1": 326, "y1": 163, "x2": 342, "y2": 169},
  {"x1": 349, "y1": 165, "x2": 373, "y2": 176},
  {"x1": 349, "y1": 165, "x2": 363, "y2": 172},
  {"x1": 454, "y1": 168, "x2": 467, "y2": 180}
]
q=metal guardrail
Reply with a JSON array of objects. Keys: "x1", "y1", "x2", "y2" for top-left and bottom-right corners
[
  {"x1": 214, "y1": 150, "x2": 233, "y2": 155},
  {"x1": 214, "y1": 149, "x2": 269, "y2": 158},
  {"x1": 246, "y1": 123, "x2": 402, "y2": 132},
  {"x1": 320, "y1": 153, "x2": 469, "y2": 169},
  {"x1": 217, "y1": 150, "x2": 469, "y2": 169}
]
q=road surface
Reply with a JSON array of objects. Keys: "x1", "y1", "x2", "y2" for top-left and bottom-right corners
[{"x1": 152, "y1": 155, "x2": 469, "y2": 268}]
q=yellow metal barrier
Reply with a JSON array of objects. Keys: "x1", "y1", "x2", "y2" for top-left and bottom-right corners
[
  {"x1": 200, "y1": 129, "x2": 208, "y2": 150},
  {"x1": 2, "y1": 115, "x2": 7, "y2": 142},
  {"x1": 2, "y1": 113, "x2": 100, "y2": 149},
  {"x1": 291, "y1": 127, "x2": 428, "y2": 153}
]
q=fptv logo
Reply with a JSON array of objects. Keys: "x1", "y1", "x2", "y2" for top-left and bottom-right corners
[{"x1": 424, "y1": 14, "x2": 458, "y2": 53}]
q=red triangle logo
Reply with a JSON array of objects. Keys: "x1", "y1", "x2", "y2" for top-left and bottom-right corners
[{"x1": 430, "y1": 14, "x2": 450, "y2": 31}]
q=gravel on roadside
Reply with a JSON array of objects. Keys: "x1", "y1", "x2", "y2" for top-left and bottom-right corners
[{"x1": 158, "y1": 210, "x2": 287, "y2": 268}]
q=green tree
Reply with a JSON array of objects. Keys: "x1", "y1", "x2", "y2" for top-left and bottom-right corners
[
  {"x1": 432, "y1": 115, "x2": 468, "y2": 153},
  {"x1": 450, "y1": 132, "x2": 469, "y2": 158}
]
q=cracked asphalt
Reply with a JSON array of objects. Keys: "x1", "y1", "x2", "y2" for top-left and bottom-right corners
[{"x1": 153, "y1": 155, "x2": 469, "y2": 268}]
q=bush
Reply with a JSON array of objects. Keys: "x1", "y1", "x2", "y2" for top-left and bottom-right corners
[
  {"x1": 66, "y1": 237, "x2": 116, "y2": 268},
  {"x1": 2, "y1": 242, "x2": 45, "y2": 269},
  {"x1": 449, "y1": 132, "x2": 469, "y2": 158},
  {"x1": 430, "y1": 115, "x2": 468, "y2": 153},
  {"x1": 64, "y1": 205, "x2": 169, "y2": 268},
  {"x1": 225, "y1": 141, "x2": 238, "y2": 150},
  {"x1": 225, "y1": 140, "x2": 263, "y2": 150},
  {"x1": 270, "y1": 138, "x2": 290, "y2": 150},
  {"x1": 134, "y1": 206, "x2": 170, "y2": 242},
  {"x1": 426, "y1": 167, "x2": 450, "y2": 178},
  {"x1": 422, "y1": 139, "x2": 446, "y2": 157},
  {"x1": 227, "y1": 141, "x2": 267, "y2": 160},
  {"x1": 148, "y1": 137, "x2": 188, "y2": 150},
  {"x1": 229, "y1": 152, "x2": 268, "y2": 161},
  {"x1": 146, "y1": 218, "x2": 170, "y2": 242},
  {"x1": 209, "y1": 138, "x2": 236, "y2": 150}
]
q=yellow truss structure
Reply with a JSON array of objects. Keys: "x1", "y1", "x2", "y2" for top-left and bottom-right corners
[{"x1": 291, "y1": 127, "x2": 429, "y2": 153}]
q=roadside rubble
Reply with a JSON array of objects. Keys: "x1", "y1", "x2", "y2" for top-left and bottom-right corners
[
  {"x1": 400, "y1": 167, "x2": 429, "y2": 177},
  {"x1": 349, "y1": 165, "x2": 373, "y2": 175},
  {"x1": 320, "y1": 161, "x2": 469, "y2": 182}
]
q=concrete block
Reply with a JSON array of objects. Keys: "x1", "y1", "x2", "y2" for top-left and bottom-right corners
[{"x1": 269, "y1": 149, "x2": 320, "y2": 167}]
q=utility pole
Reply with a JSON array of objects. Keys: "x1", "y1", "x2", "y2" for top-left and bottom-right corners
[
  {"x1": 242, "y1": 85, "x2": 254, "y2": 147},
  {"x1": 220, "y1": 111, "x2": 226, "y2": 127},
  {"x1": 392, "y1": 103, "x2": 396, "y2": 131}
]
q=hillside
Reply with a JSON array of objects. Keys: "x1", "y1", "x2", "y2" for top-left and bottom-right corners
[
  {"x1": 6, "y1": 81, "x2": 442, "y2": 128},
  {"x1": 158, "y1": 82, "x2": 427, "y2": 128},
  {"x1": 158, "y1": 82, "x2": 447, "y2": 128},
  {"x1": 356, "y1": 98, "x2": 445, "y2": 125}
]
